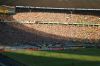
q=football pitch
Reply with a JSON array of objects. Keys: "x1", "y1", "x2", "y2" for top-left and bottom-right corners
[{"x1": 1, "y1": 48, "x2": 100, "y2": 66}]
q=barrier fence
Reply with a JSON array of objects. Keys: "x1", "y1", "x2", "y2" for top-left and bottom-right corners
[{"x1": 0, "y1": 20, "x2": 100, "y2": 27}]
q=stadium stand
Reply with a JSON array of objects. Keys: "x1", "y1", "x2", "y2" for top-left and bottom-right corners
[{"x1": 0, "y1": 0, "x2": 100, "y2": 50}]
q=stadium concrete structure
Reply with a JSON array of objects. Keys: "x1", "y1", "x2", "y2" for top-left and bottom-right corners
[
  {"x1": 0, "y1": 0, "x2": 100, "y2": 50},
  {"x1": 1, "y1": 0, "x2": 100, "y2": 10}
]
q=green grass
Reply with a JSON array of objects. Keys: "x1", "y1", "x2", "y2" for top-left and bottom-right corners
[{"x1": 1, "y1": 48, "x2": 100, "y2": 66}]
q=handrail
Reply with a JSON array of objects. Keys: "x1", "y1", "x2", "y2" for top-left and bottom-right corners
[
  {"x1": 0, "y1": 20, "x2": 100, "y2": 27},
  {"x1": 16, "y1": 6, "x2": 100, "y2": 11}
]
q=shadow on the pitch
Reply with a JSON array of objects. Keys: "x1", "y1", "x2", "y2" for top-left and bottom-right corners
[{"x1": 2, "y1": 51, "x2": 100, "y2": 66}]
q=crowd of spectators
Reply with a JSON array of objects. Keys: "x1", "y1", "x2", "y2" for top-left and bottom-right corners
[
  {"x1": 13, "y1": 10, "x2": 100, "y2": 24},
  {"x1": 0, "y1": 7, "x2": 100, "y2": 50}
]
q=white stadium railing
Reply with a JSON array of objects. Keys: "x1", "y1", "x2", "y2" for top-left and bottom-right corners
[{"x1": 16, "y1": 6, "x2": 100, "y2": 11}]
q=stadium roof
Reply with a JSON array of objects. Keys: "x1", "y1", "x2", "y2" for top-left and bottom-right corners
[
  {"x1": 1, "y1": 0, "x2": 100, "y2": 10},
  {"x1": 14, "y1": 0, "x2": 100, "y2": 10}
]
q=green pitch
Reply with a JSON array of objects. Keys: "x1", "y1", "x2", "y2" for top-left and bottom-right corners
[{"x1": 2, "y1": 48, "x2": 100, "y2": 66}]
